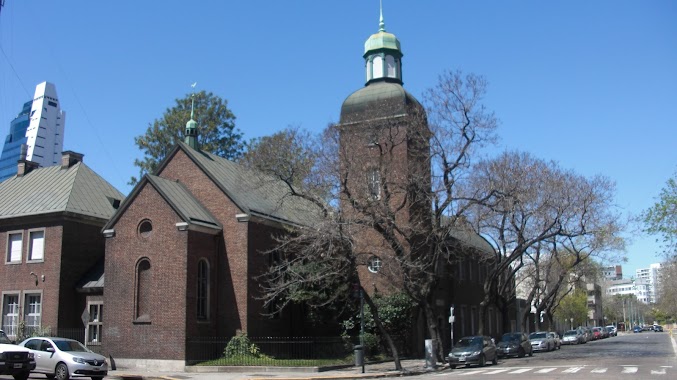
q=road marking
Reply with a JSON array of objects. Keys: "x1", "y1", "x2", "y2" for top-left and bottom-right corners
[
  {"x1": 534, "y1": 368, "x2": 557, "y2": 373},
  {"x1": 590, "y1": 368, "x2": 607, "y2": 373},
  {"x1": 622, "y1": 366, "x2": 638, "y2": 373},
  {"x1": 482, "y1": 369, "x2": 511, "y2": 374},
  {"x1": 562, "y1": 367, "x2": 584, "y2": 373},
  {"x1": 651, "y1": 368, "x2": 667, "y2": 375},
  {"x1": 457, "y1": 369, "x2": 486, "y2": 376},
  {"x1": 508, "y1": 368, "x2": 532, "y2": 374}
]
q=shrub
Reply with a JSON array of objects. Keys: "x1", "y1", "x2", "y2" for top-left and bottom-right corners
[{"x1": 223, "y1": 333, "x2": 264, "y2": 358}]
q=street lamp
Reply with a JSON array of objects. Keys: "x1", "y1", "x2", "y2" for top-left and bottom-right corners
[{"x1": 570, "y1": 317, "x2": 574, "y2": 330}]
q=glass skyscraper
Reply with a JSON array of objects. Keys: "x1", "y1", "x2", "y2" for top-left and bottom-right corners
[{"x1": 0, "y1": 82, "x2": 65, "y2": 181}]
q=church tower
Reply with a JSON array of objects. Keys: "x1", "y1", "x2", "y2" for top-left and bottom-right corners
[{"x1": 338, "y1": 6, "x2": 431, "y2": 292}]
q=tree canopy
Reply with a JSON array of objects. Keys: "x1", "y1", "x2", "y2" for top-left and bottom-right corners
[
  {"x1": 642, "y1": 171, "x2": 677, "y2": 257},
  {"x1": 131, "y1": 90, "x2": 244, "y2": 184}
]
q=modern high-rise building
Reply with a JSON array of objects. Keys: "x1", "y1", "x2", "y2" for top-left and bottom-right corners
[
  {"x1": 0, "y1": 82, "x2": 65, "y2": 181},
  {"x1": 636, "y1": 263, "x2": 662, "y2": 303}
]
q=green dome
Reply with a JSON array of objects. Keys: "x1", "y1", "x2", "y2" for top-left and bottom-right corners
[{"x1": 364, "y1": 31, "x2": 401, "y2": 57}]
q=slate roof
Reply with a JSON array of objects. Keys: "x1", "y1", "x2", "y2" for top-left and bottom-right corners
[
  {"x1": 145, "y1": 174, "x2": 220, "y2": 229},
  {"x1": 0, "y1": 162, "x2": 124, "y2": 222},
  {"x1": 175, "y1": 142, "x2": 322, "y2": 227}
]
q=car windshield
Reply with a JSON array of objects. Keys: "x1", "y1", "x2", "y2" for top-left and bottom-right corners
[
  {"x1": 501, "y1": 333, "x2": 520, "y2": 342},
  {"x1": 457, "y1": 337, "x2": 482, "y2": 348},
  {"x1": 54, "y1": 340, "x2": 88, "y2": 352},
  {"x1": 564, "y1": 330, "x2": 577, "y2": 336},
  {"x1": 529, "y1": 332, "x2": 546, "y2": 339},
  {"x1": 0, "y1": 331, "x2": 12, "y2": 344}
]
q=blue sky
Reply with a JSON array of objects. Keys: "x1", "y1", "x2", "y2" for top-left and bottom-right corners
[{"x1": 0, "y1": 1, "x2": 675, "y2": 277}]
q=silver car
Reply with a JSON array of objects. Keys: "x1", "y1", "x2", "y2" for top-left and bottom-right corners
[
  {"x1": 529, "y1": 331, "x2": 554, "y2": 352},
  {"x1": 19, "y1": 337, "x2": 107, "y2": 380}
]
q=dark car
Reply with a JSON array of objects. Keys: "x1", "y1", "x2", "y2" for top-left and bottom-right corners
[
  {"x1": 447, "y1": 336, "x2": 498, "y2": 369},
  {"x1": 633, "y1": 325, "x2": 642, "y2": 333},
  {"x1": 496, "y1": 332, "x2": 533, "y2": 358},
  {"x1": 654, "y1": 325, "x2": 664, "y2": 332}
]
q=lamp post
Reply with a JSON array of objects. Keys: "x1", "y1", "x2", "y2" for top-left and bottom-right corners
[{"x1": 570, "y1": 317, "x2": 574, "y2": 330}]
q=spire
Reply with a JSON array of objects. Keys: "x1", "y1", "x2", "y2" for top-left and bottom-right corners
[
  {"x1": 363, "y1": 1, "x2": 403, "y2": 85},
  {"x1": 185, "y1": 82, "x2": 198, "y2": 150}
]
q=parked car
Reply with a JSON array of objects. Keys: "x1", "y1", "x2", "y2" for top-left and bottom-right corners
[
  {"x1": 529, "y1": 331, "x2": 554, "y2": 352},
  {"x1": 447, "y1": 336, "x2": 498, "y2": 369},
  {"x1": 579, "y1": 327, "x2": 592, "y2": 342},
  {"x1": 562, "y1": 329, "x2": 582, "y2": 345},
  {"x1": 19, "y1": 337, "x2": 108, "y2": 380},
  {"x1": 496, "y1": 332, "x2": 533, "y2": 358},
  {"x1": 654, "y1": 325, "x2": 664, "y2": 332},
  {"x1": 605, "y1": 325, "x2": 617, "y2": 336},
  {"x1": 548, "y1": 332, "x2": 561, "y2": 349},
  {"x1": 633, "y1": 325, "x2": 642, "y2": 333},
  {"x1": 0, "y1": 330, "x2": 36, "y2": 380}
]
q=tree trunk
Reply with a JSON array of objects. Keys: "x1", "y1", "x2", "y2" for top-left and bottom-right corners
[
  {"x1": 423, "y1": 302, "x2": 445, "y2": 363},
  {"x1": 362, "y1": 291, "x2": 402, "y2": 371}
]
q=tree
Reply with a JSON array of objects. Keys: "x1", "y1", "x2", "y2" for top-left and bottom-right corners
[
  {"x1": 554, "y1": 289, "x2": 587, "y2": 329},
  {"x1": 462, "y1": 151, "x2": 624, "y2": 335},
  {"x1": 642, "y1": 171, "x2": 677, "y2": 257},
  {"x1": 655, "y1": 258, "x2": 677, "y2": 320},
  {"x1": 131, "y1": 91, "x2": 244, "y2": 184},
  {"x1": 261, "y1": 70, "x2": 499, "y2": 365}
]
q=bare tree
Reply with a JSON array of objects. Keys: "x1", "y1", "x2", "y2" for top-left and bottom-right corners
[{"x1": 463, "y1": 151, "x2": 624, "y2": 335}]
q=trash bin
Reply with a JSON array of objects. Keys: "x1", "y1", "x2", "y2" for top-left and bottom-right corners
[{"x1": 354, "y1": 345, "x2": 364, "y2": 366}]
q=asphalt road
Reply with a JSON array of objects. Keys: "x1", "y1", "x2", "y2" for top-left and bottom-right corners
[{"x1": 418, "y1": 332, "x2": 676, "y2": 379}]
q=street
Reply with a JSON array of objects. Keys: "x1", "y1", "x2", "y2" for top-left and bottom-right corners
[{"x1": 420, "y1": 332, "x2": 676, "y2": 379}]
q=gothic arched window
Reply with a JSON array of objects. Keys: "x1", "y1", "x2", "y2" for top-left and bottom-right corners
[
  {"x1": 197, "y1": 259, "x2": 209, "y2": 320},
  {"x1": 135, "y1": 258, "x2": 151, "y2": 322}
]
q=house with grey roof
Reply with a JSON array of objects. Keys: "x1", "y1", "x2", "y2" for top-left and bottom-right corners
[
  {"x1": 0, "y1": 151, "x2": 123, "y2": 345},
  {"x1": 101, "y1": 140, "x2": 322, "y2": 369}
]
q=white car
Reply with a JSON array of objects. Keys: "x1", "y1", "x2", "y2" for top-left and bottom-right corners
[{"x1": 19, "y1": 337, "x2": 107, "y2": 380}]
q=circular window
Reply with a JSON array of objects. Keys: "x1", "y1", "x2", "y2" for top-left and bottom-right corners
[
  {"x1": 138, "y1": 220, "x2": 153, "y2": 238},
  {"x1": 367, "y1": 256, "x2": 382, "y2": 274}
]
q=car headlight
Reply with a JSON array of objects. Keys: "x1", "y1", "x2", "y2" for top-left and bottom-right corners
[
  {"x1": 72, "y1": 357, "x2": 86, "y2": 364},
  {"x1": 472, "y1": 350, "x2": 481, "y2": 356},
  {"x1": 27, "y1": 353, "x2": 34, "y2": 359}
]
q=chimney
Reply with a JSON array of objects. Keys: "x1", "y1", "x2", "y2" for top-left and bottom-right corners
[
  {"x1": 17, "y1": 144, "x2": 39, "y2": 176},
  {"x1": 61, "y1": 151, "x2": 84, "y2": 169}
]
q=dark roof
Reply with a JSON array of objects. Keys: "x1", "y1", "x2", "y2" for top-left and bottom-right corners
[
  {"x1": 105, "y1": 143, "x2": 322, "y2": 231},
  {"x1": 172, "y1": 142, "x2": 322, "y2": 226},
  {"x1": 146, "y1": 175, "x2": 221, "y2": 229},
  {"x1": 340, "y1": 81, "x2": 424, "y2": 124},
  {"x1": 0, "y1": 162, "x2": 124, "y2": 222}
]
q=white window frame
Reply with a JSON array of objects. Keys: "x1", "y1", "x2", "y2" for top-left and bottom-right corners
[
  {"x1": 27, "y1": 229, "x2": 45, "y2": 262},
  {"x1": 23, "y1": 292, "x2": 42, "y2": 335},
  {"x1": 6, "y1": 231, "x2": 23, "y2": 264},
  {"x1": 367, "y1": 256, "x2": 383, "y2": 274},
  {"x1": 85, "y1": 301, "x2": 103, "y2": 345},
  {"x1": 367, "y1": 168, "x2": 381, "y2": 200},
  {"x1": 1, "y1": 292, "x2": 20, "y2": 339}
]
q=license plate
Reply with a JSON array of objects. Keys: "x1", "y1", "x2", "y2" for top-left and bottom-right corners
[
  {"x1": 459, "y1": 356, "x2": 466, "y2": 362},
  {"x1": 13, "y1": 363, "x2": 22, "y2": 368}
]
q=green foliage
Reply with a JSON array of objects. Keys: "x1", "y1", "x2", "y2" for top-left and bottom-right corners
[
  {"x1": 554, "y1": 289, "x2": 587, "y2": 326},
  {"x1": 132, "y1": 90, "x2": 244, "y2": 185},
  {"x1": 642, "y1": 172, "x2": 677, "y2": 257},
  {"x1": 223, "y1": 333, "x2": 265, "y2": 358},
  {"x1": 15, "y1": 321, "x2": 53, "y2": 343}
]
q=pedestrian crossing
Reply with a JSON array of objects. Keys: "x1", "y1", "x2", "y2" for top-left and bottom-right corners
[{"x1": 434, "y1": 365, "x2": 673, "y2": 377}]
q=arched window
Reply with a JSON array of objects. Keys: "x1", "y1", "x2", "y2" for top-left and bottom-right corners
[
  {"x1": 366, "y1": 59, "x2": 373, "y2": 82},
  {"x1": 197, "y1": 259, "x2": 209, "y2": 320},
  {"x1": 372, "y1": 55, "x2": 384, "y2": 79},
  {"x1": 135, "y1": 258, "x2": 151, "y2": 321},
  {"x1": 385, "y1": 55, "x2": 396, "y2": 78}
]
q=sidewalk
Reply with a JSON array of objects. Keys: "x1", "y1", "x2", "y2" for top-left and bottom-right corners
[{"x1": 108, "y1": 359, "x2": 446, "y2": 380}]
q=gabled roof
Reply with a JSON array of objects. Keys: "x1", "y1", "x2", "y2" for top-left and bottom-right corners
[
  {"x1": 0, "y1": 162, "x2": 124, "y2": 222},
  {"x1": 164, "y1": 142, "x2": 321, "y2": 227},
  {"x1": 103, "y1": 173, "x2": 221, "y2": 232}
]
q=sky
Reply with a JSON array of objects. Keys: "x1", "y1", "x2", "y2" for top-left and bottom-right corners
[{"x1": 0, "y1": 1, "x2": 675, "y2": 278}]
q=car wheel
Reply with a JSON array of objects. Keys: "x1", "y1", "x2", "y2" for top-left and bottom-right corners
[
  {"x1": 479, "y1": 354, "x2": 486, "y2": 367},
  {"x1": 55, "y1": 363, "x2": 70, "y2": 380},
  {"x1": 492, "y1": 354, "x2": 498, "y2": 365},
  {"x1": 449, "y1": 365, "x2": 456, "y2": 370},
  {"x1": 518, "y1": 347, "x2": 525, "y2": 358},
  {"x1": 12, "y1": 371, "x2": 29, "y2": 380}
]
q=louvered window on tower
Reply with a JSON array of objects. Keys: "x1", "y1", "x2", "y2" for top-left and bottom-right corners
[{"x1": 367, "y1": 168, "x2": 381, "y2": 200}]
